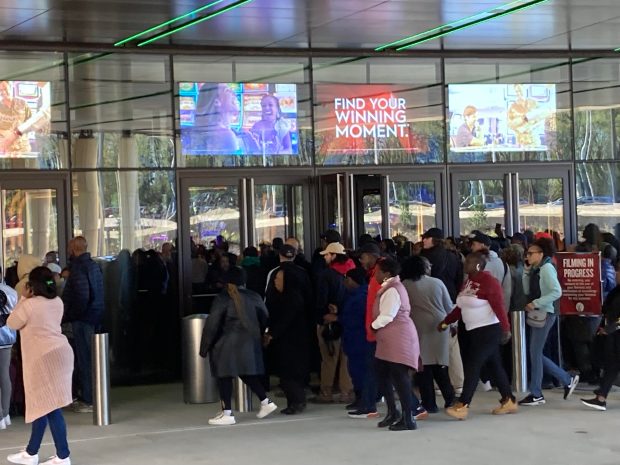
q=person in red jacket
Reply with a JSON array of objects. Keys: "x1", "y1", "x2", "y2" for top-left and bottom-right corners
[{"x1": 439, "y1": 251, "x2": 518, "y2": 420}]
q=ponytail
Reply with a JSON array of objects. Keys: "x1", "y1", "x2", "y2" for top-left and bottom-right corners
[{"x1": 227, "y1": 283, "x2": 250, "y2": 331}]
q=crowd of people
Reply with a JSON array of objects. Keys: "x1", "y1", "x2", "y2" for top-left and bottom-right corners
[{"x1": 198, "y1": 221, "x2": 620, "y2": 429}]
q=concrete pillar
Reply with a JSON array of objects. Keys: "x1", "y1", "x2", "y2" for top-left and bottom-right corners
[
  {"x1": 74, "y1": 136, "x2": 102, "y2": 256},
  {"x1": 23, "y1": 189, "x2": 52, "y2": 258},
  {"x1": 118, "y1": 134, "x2": 139, "y2": 251}
]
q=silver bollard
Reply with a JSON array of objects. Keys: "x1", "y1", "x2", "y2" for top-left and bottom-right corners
[
  {"x1": 92, "y1": 333, "x2": 111, "y2": 426},
  {"x1": 182, "y1": 315, "x2": 218, "y2": 404},
  {"x1": 511, "y1": 311, "x2": 528, "y2": 393},
  {"x1": 233, "y1": 377, "x2": 253, "y2": 413}
]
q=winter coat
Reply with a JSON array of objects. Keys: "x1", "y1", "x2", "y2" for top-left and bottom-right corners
[
  {"x1": 371, "y1": 276, "x2": 420, "y2": 370},
  {"x1": 0, "y1": 284, "x2": 18, "y2": 348},
  {"x1": 315, "y1": 266, "x2": 347, "y2": 324},
  {"x1": 199, "y1": 287, "x2": 268, "y2": 377},
  {"x1": 340, "y1": 284, "x2": 368, "y2": 357},
  {"x1": 7, "y1": 296, "x2": 74, "y2": 423},
  {"x1": 602, "y1": 258, "x2": 616, "y2": 300},
  {"x1": 420, "y1": 246, "x2": 462, "y2": 303},
  {"x1": 62, "y1": 252, "x2": 105, "y2": 326},
  {"x1": 265, "y1": 265, "x2": 309, "y2": 380},
  {"x1": 403, "y1": 276, "x2": 452, "y2": 366}
]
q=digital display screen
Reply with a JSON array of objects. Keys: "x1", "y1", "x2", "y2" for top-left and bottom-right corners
[
  {"x1": 314, "y1": 84, "x2": 422, "y2": 158},
  {"x1": 448, "y1": 84, "x2": 557, "y2": 154},
  {"x1": 0, "y1": 81, "x2": 51, "y2": 158},
  {"x1": 179, "y1": 82, "x2": 299, "y2": 156}
]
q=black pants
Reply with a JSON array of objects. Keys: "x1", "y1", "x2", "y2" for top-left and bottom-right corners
[
  {"x1": 217, "y1": 375, "x2": 267, "y2": 411},
  {"x1": 281, "y1": 375, "x2": 306, "y2": 408},
  {"x1": 596, "y1": 332, "x2": 620, "y2": 398},
  {"x1": 460, "y1": 324, "x2": 513, "y2": 406},
  {"x1": 375, "y1": 359, "x2": 415, "y2": 416},
  {"x1": 415, "y1": 365, "x2": 455, "y2": 411}
]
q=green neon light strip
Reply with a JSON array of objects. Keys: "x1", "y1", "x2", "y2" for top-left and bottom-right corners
[
  {"x1": 137, "y1": 0, "x2": 254, "y2": 47},
  {"x1": 376, "y1": 0, "x2": 549, "y2": 52},
  {"x1": 114, "y1": 0, "x2": 227, "y2": 46},
  {"x1": 396, "y1": 0, "x2": 550, "y2": 51}
]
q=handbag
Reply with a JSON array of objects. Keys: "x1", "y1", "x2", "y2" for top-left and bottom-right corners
[{"x1": 526, "y1": 309, "x2": 548, "y2": 328}]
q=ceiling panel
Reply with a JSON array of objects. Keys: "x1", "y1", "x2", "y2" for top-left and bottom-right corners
[{"x1": 0, "y1": 0, "x2": 619, "y2": 51}]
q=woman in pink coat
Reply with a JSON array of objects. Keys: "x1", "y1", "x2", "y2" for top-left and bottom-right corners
[
  {"x1": 7, "y1": 266, "x2": 74, "y2": 465},
  {"x1": 371, "y1": 257, "x2": 420, "y2": 431}
]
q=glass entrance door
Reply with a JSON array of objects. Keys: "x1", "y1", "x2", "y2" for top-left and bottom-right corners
[
  {"x1": 180, "y1": 174, "x2": 310, "y2": 315},
  {"x1": 0, "y1": 176, "x2": 69, "y2": 276},
  {"x1": 450, "y1": 165, "x2": 573, "y2": 246}
]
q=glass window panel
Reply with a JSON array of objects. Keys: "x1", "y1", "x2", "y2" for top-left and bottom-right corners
[
  {"x1": 313, "y1": 58, "x2": 444, "y2": 166},
  {"x1": 188, "y1": 185, "x2": 240, "y2": 256},
  {"x1": 362, "y1": 192, "x2": 382, "y2": 237},
  {"x1": 517, "y1": 178, "x2": 565, "y2": 244},
  {"x1": 458, "y1": 179, "x2": 505, "y2": 236},
  {"x1": 254, "y1": 184, "x2": 288, "y2": 245},
  {"x1": 69, "y1": 54, "x2": 173, "y2": 168},
  {"x1": 0, "y1": 52, "x2": 67, "y2": 169},
  {"x1": 388, "y1": 181, "x2": 436, "y2": 242},
  {"x1": 572, "y1": 58, "x2": 620, "y2": 161},
  {"x1": 72, "y1": 170, "x2": 177, "y2": 257},
  {"x1": 173, "y1": 56, "x2": 311, "y2": 168},
  {"x1": 445, "y1": 59, "x2": 571, "y2": 163},
  {"x1": 3, "y1": 188, "x2": 57, "y2": 269},
  {"x1": 576, "y1": 163, "x2": 620, "y2": 237}
]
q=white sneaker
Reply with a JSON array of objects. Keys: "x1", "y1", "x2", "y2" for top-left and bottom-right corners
[
  {"x1": 4, "y1": 415, "x2": 11, "y2": 426},
  {"x1": 0, "y1": 417, "x2": 6, "y2": 430},
  {"x1": 256, "y1": 401, "x2": 278, "y2": 419},
  {"x1": 73, "y1": 402, "x2": 93, "y2": 413},
  {"x1": 478, "y1": 380, "x2": 492, "y2": 392},
  {"x1": 7, "y1": 450, "x2": 39, "y2": 465},
  {"x1": 40, "y1": 457, "x2": 70, "y2": 465},
  {"x1": 208, "y1": 412, "x2": 236, "y2": 426}
]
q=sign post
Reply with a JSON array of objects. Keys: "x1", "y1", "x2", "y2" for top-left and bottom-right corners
[{"x1": 555, "y1": 252, "x2": 602, "y2": 315}]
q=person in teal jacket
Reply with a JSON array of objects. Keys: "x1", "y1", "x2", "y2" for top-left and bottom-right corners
[{"x1": 519, "y1": 237, "x2": 579, "y2": 406}]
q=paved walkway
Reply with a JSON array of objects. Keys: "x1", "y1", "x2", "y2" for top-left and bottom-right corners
[{"x1": 0, "y1": 384, "x2": 617, "y2": 465}]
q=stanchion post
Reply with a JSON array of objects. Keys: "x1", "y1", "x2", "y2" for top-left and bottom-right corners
[
  {"x1": 233, "y1": 377, "x2": 253, "y2": 413},
  {"x1": 511, "y1": 311, "x2": 528, "y2": 393},
  {"x1": 92, "y1": 333, "x2": 111, "y2": 426}
]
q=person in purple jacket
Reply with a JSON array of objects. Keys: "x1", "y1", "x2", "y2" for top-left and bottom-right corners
[{"x1": 371, "y1": 257, "x2": 420, "y2": 431}]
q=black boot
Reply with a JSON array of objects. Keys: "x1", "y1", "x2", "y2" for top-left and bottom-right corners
[
  {"x1": 377, "y1": 409, "x2": 401, "y2": 428},
  {"x1": 389, "y1": 412, "x2": 417, "y2": 431}
]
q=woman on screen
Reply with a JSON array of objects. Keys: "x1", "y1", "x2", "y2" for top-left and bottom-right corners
[
  {"x1": 190, "y1": 83, "x2": 244, "y2": 155},
  {"x1": 250, "y1": 94, "x2": 292, "y2": 155}
]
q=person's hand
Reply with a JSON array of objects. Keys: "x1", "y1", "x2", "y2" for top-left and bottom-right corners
[
  {"x1": 262, "y1": 334, "x2": 273, "y2": 347},
  {"x1": 437, "y1": 322, "x2": 449, "y2": 332},
  {"x1": 501, "y1": 331, "x2": 512, "y2": 345},
  {"x1": 597, "y1": 327, "x2": 607, "y2": 336},
  {"x1": 323, "y1": 313, "x2": 338, "y2": 323},
  {"x1": 327, "y1": 303, "x2": 338, "y2": 314},
  {"x1": 525, "y1": 302, "x2": 535, "y2": 312}
]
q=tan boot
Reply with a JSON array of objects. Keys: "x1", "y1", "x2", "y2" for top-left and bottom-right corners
[
  {"x1": 445, "y1": 401, "x2": 469, "y2": 420},
  {"x1": 492, "y1": 397, "x2": 518, "y2": 415}
]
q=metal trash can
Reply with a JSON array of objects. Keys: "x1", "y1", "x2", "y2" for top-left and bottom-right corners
[{"x1": 182, "y1": 314, "x2": 218, "y2": 404}]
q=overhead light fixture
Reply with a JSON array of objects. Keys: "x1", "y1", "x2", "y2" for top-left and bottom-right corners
[
  {"x1": 114, "y1": 0, "x2": 228, "y2": 47},
  {"x1": 375, "y1": 0, "x2": 550, "y2": 52},
  {"x1": 137, "y1": 0, "x2": 254, "y2": 47}
]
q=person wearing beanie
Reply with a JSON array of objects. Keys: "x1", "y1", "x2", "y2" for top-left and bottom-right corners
[{"x1": 200, "y1": 266, "x2": 277, "y2": 425}]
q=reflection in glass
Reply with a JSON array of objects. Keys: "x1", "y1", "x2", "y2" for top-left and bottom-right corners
[
  {"x1": 188, "y1": 186, "x2": 240, "y2": 255},
  {"x1": 517, "y1": 178, "x2": 564, "y2": 240},
  {"x1": 388, "y1": 181, "x2": 436, "y2": 241},
  {"x1": 458, "y1": 179, "x2": 505, "y2": 235},
  {"x1": 73, "y1": 170, "x2": 177, "y2": 257},
  {"x1": 576, "y1": 163, "x2": 620, "y2": 236},
  {"x1": 3, "y1": 189, "x2": 57, "y2": 269},
  {"x1": 362, "y1": 193, "x2": 382, "y2": 237},
  {"x1": 253, "y1": 184, "x2": 304, "y2": 249}
]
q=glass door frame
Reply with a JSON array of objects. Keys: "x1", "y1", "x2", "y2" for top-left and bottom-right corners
[
  {"x1": 317, "y1": 167, "x2": 445, "y2": 248},
  {"x1": 448, "y1": 163, "x2": 575, "y2": 244},
  {"x1": 178, "y1": 168, "x2": 313, "y2": 314},
  {"x1": 0, "y1": 172, "x2": 71, "y2": 268}
]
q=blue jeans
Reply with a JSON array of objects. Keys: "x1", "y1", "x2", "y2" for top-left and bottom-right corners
[
  {"x1": 361, "y1": 342, "x2": 378, "y2": 411},
  {"x1": 26, "y1": 409, "x2": 70, "y2": 459},
  {"x1": 72, "y1": 321, "x2": 94, "y2": 404},
  {"x1": 528, "y1": 314, "x2": 571, "y2": 397}
]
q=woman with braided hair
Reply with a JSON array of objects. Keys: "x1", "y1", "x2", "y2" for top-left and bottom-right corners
[
  {"x1": 6, "y1": 266, "x2": 74, "y2": 465},
  {"x1": 200, "y1": 266, "x2": 277, "y2": 425}
]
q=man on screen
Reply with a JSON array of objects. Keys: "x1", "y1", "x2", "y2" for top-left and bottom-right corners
[
  {"x1": 454, "y1": 105, "x2": 484, "y2": 148},
  {"x1": 0, "y1": 81, "x2": 50, "y2": 156}
]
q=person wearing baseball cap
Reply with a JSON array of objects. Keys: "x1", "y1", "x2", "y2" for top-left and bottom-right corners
[{"x1": 314, "y1": 243, "x2": 355, "y2": 404}]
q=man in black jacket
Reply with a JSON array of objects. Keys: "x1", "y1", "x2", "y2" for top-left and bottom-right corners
[
  {"x1": 62, "y1": 236, "x2": 104, "y2": 413},
  {"x1": 420, "y1": 228, "x2": 462, "y2": 303}
]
